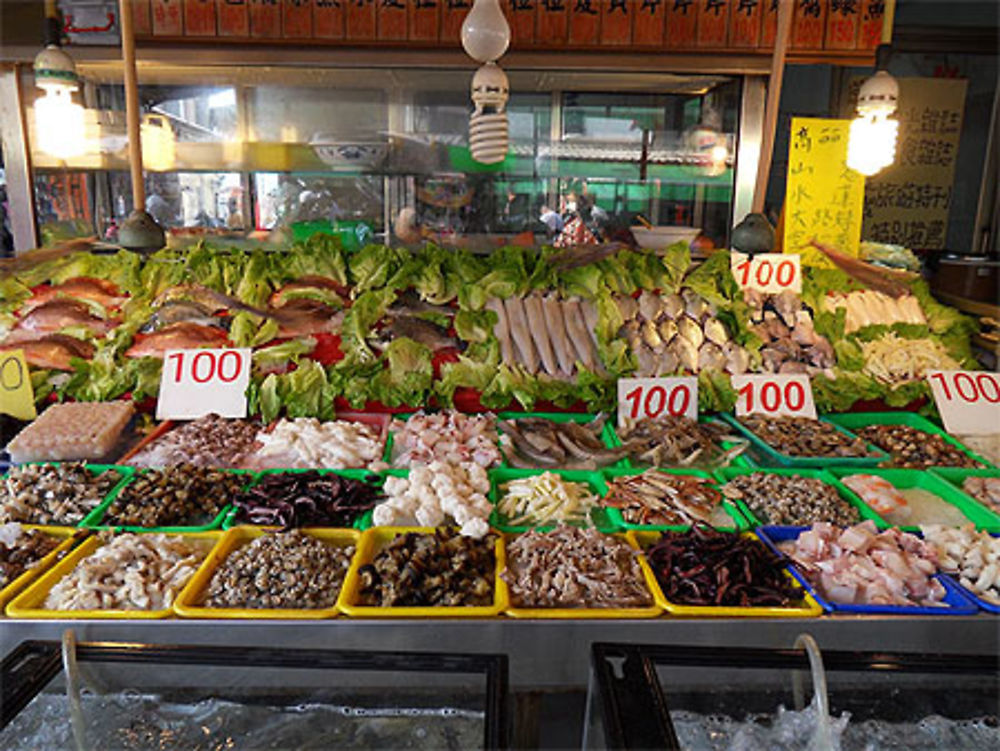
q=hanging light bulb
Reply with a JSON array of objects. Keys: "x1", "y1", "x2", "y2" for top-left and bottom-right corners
[
  {"x1": 141, "y1": 113, "x2": 176, "y2": 171},
  {"x1": 33, "y1": 43, "x2": 86, "y2": 160},
  {"x1": 847, "y1": 62, "x2": 899, "y2": 176},
  {"x1": 461, "y1": 0, "x2": 511, "y2": 165}
]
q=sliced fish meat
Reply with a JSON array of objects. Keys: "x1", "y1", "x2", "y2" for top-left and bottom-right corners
[
  {"x1": 486, "y1": 298, "x2": 516, "y2": 363},
  {"x1": 543, "y1": 294, "x2": 576, "y2": 376},
  {"x1": 563, "y1": 299, "x2": 599, "y2": 371},
  {"x1": 504, "y1": 297, "x2": 539, "y2": 373},
  {"x1": 524, "y1": 294, "x2": 559, "y2": 376}
]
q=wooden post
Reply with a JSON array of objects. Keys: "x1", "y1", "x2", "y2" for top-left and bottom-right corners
[
  {"x1": 752, "y1": 0, "x2": 793, "y2": 215},
  {"x1": 119, "y1": 0, "x2": 145, "y2": 213}
]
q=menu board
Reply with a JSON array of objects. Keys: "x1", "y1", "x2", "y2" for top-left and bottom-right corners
[
  {"x1": 783, "y1": 117, "x2": 865, "y2": 267},
  {"x1": 855, "y1": 77, "x2": 968, "y2": 250}
]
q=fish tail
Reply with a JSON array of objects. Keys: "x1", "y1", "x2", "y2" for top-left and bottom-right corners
[{"x1": 809, "y1": 240, "x2": 909, "y2": 298}]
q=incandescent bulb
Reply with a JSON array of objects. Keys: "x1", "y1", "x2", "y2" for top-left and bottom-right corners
[
  {"x1": 847, "y1": 69, "x2": 899, "y2": 176},
  {"x1": 34, "y1": 87, "x2": 86, "y2": 160},
  {"x1": 461, "y1": 0, "x2": 510, "y2": 64}
]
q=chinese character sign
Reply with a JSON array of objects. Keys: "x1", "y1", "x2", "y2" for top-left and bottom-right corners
[
  {"x1": 784, "y1": 117, "x2": 864, "y2": 268},
  {"x1": 860, "y1": 77, "x2": 967, "y2": 250}
]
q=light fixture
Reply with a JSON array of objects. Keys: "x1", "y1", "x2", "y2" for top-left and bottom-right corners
[
  {"x1": 847, "y1": 44, "x2": 899, "y2": 177},
  {"x1": 33, "y1": 2, "x2": 86, "y2": 160},
  {"x1": 140, "y1": 113, "x2": 175, "y2": 172},
  {"x1": 461, "y1": 0, "x2": 511, "y2": 165}
]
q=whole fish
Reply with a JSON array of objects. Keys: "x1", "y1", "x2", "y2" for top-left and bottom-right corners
[
  {"x1": 125, "y1": 322, "x2": 230, "y2": 358},
  {"x1": 142, "y1": 300, "x2": 226, "y2": 333},
  {"x1": 809, "y1": 240, "x2": 910, "y2": 298},
  {"x1": 0, "y1": 333, "x2": 95, "y2": 370},
  {"x1": 387, "y1": 289, "x2": 454, "y2": 318},
  {"x1": 23, "y1": 277, "x2": 126, "y2": 312},
  {"x1": 0, "y1": 238, "x2": 96, "y2": 277},
  {"x1": 10, "y1": 300, "x2": 117, "y2": 338},
  {"x1": 380, "y1": 316, "x2": 457, "y2": 351},
  {"x1": 269, "y1": 275, "x2": 349, "y2": 308},
  {"x1": 271, "y1": 298, "x2": 344, "y2": 338}
]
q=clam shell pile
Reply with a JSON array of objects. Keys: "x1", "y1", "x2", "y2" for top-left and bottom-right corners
[
  {"x1": 721, "y1": 472, "x2": 861, "y2": 526},
  {"x1": 740, "y1": 415, "x2": 876, "y2": 458},
  {"x1": 617, "y1": 289, "x2": 751, "y2": 377}
]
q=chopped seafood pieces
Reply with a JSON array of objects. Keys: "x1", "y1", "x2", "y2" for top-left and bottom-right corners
[
  {"x1": 375, "y1": 461, "x2": 491, "y2": 538},
  {"x1": 248, "y1": 417, "x2": 385, "y2": 470},
  {"x1": 390, "y1": 411, "x2": 502, "y2": 468}
]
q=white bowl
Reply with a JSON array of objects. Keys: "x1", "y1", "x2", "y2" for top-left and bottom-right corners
[{"x1": 631, "y1": 226, "x2": 700, "y2": 250}]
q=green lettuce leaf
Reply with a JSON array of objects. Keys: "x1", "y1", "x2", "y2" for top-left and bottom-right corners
[
  {"x1": 434, "y1": 355, "x2": 497, "y2": 405},
  {"x1": 339, "y1": 288, "x2": 396, "y2": 364},
  {"x1": 454, "y1": 309, "x2": 497, "y2": 344},
  {"x1": 252, "y1": 337, "x2": 317, "y2": 371},
  {"x1": 369, "y1": 338, "x2": 433, "y2": 407},
  {"x1": 698, "y1": 369, "x2": 737, "y2": 412},
  {"x1": 683, "y1": 250, "x2": 738, "y2": 307}
]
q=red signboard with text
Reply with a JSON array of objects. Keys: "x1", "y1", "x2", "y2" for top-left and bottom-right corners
[
  {"x1": 729, "y1": 0, "x2": 761, "y2": 47},
  {"x1": 152, "y1": 0, "x2": 183, "y2": 35},
  {"x1": 249, "y1": 0, "x2": 282, "y2": 38},
  {"x1": 217, "y1": 0, "x2": 250, "y2": 36}
]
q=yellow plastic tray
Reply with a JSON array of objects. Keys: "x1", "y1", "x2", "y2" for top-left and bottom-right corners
[
  {"x1": 504, "y1": 532, "x2": 663, "y2": 619},
  {"x1": 339, "y1": 527, "x2": 508, "y2": 618},
  {"x1": 0, "y1": 526, "x2": 86, "y2": 613},
  {"x1": 628, "y1": 531, "x2": 823, "y2": 618},
  {"x1": 173, "y1": 526, "x2": 360, "y2": 620},
  {"x1": 7, "y1": 531, "x2": 220, "y2": 619}
]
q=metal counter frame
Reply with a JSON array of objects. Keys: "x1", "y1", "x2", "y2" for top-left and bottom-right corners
[{"x1": 2, "y1": 616, "x2": 996, "y2": 690}]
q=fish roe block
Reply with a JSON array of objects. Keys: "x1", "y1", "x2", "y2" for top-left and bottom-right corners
[{"x1": 6, "y1": 402, "x2": 134, "y2": 463}]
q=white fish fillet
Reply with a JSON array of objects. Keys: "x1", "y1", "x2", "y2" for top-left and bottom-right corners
[
  {"x1": 486, "y1": 298, "x2": 516, "y2": 363},
  {"x1": 543, "y1": 294, "x2": 576, "y2": 376},
  {"x1": 563, "y1": 299, "x2": 599, "y2": 371},
  {"x1": 504, "y1": 297, "x2": 539, "y2": 373},
  {"x1": 580, "y1": 300, "x2": 601, "y2": 351},
  {"x1": 524, "y1": 294, "x2": 559, "y2": 376}
]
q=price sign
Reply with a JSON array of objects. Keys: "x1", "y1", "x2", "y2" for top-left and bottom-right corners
[
  {"x1": 156, "y1": 348, "x2": 251, "y2": 420},
  {"x1": 618, "y1": 377, "x2": 698, "y2": 428},
  {"x1": 731, "y1": 252, "x2": 802, "y2": 294},
  {"x1": 732, "y1": 374, "x2": 817, "y2": 420},
  {"x1": 927, "y1": 370, "x2": 1000, "y2": 436},
  {"x1": 0, "y1": 350, "x2": 37, "y2": 421}
]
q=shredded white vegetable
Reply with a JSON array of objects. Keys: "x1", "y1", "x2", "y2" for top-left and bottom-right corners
[
  {"x1": 498, "y1": 472, "x2": 598, "y2": 527},
  {"x1": 860, "y1": 334, "x2": 959, "y2": 384}
]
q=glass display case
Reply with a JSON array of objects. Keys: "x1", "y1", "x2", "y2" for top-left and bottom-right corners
[{"x1": 19, "y1": 62, "x2": 751, "y2": 250}]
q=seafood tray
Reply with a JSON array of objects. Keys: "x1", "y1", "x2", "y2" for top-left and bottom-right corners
[
  {"x1": 757, "y1": 526, "x2": 980, "y2": 615},
  {"x1": 7, "y1": 531, "x2": 221, "y2": 619},
  {"x1": 221, "y1": 469, "x2": 379, "y2": 531},
  {"x1": 719, "y1": 414, "x2": 888, "y2": 469},
  {"x1": 496, "y1": 411, "x2": 627, "y2": 470},
  {"x1": 629, "y1": 530, "x2": 823, "y2": 618},
  {"x1": 3, "y1": 463, "x2": 136, "y2": 529},
  {"x1": 825, "y1": 412, "x2": 996, "y2": 469},
  {"x1": 173, "y1": 527, "x2": 360, "y2": 620},
  {"x1": 503, "y1": 530, "x2": 662, "y2": 619},
  {"x1": 930, "y1": 467, "x2": 1000, "y2": 517},
  {"x1": 941, "y1": 532, "x2": 1000, "y2": 614},
  {"x1": 385, "y1": 411, "x2": 502, "y2": 468},
  {"x1": 84, "y1": 468, "x2": 254, "y2": 534},
  {"x1": 0, "y1": 526, "x2": 82, "y2": 612},
  {"x1": 601, "y1": 468, "x2": 750, "y2": 532},
  {"x1": 338, "y1": 526, "x2": 508, "y2": 618},
  {"x1": 608, "y1": 415, "x2": 754, "y2": 471},
  {"x1": 828, "y1": 468, "x2": 1000, "y2": 533},
  {"x1": 714, "y1": 467, "x2": 887, "y2": 528},
  {"x1": 488, "y1": 468, "x2": 617, "y2": 533}
]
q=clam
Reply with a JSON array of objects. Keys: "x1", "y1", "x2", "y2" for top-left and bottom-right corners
[
  {"x1": 682, "y1": 288, "x2": 708, "y2": 319},
  {"x1": 658, "y1": 318, "x2": 678, "y2": 344},
  {"x1": 703, "y1": 318, "x2": 730, "y2": 346},
  {"x1": 638, "y1": 290, "x2": 663, "y2": 322},
  {"x1": 698, "y1": 342, "x2": 726, "y2": 371},
  {"x1": 641, "y1": 319, "x2": 664, "y2": 352},
  {"x1": 655, "y1": 349, "x2": 679, "y2": 376},
  {"x1": 677, "y1": 315, "x2": 704, "y2": 349},
  {"x1": 661, "y1": 293, "x2": 684, "y2": 320},
  {"x1": 672, "y1": 336, "x2": 699, "y2": 373}
]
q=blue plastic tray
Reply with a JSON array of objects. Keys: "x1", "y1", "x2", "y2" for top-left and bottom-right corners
[{"x1": 757, "y1": 525, "x2": 980, "y2": 615}]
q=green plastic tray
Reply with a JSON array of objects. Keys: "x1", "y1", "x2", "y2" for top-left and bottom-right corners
[
  {"x1": 713, "y1": 467, "x2": 887, "y2": 528},
  {"x1": 828, "y1": 467, "x2": 1000, "y2": 533},
  {"x1": 825, "y1": 412, "x2": 996, "y2": 469},
  {"x1": 719, "y1": 413, "x2": 889, "y2": 469},
  {"x1": 601, "y1": 467, "x2": 750, "y2": 532},
  {"x1": 3, "y1": 463, "x2": 137, "y2": 529},
  {"x1": 84, "y1": 468, "x2": 255, "y2": 534},
  {"x1": 497, "y1": 412, "x2": 627, "y2": 470},
  {"x1": 608, "y1": 414, "x2": 754, "y2": 471},
  {"x1": 489, "y1": 468, "x2": 617, "y2": 533},
  {"x1": 930, "y1": 466, "x2": 1000, "y2": 515},
  {"x1": 222, "y1": 468, "x2": 382, "y2": 531}
]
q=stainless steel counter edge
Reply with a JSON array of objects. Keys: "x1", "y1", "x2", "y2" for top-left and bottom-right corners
[{"x1": 2, "y1": 617, "x2": 996, "y2": 688}]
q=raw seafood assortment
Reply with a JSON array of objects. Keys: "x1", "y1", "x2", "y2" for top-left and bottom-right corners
[
  {"x1": 390, "y1": 411, "x2": 502, "y2": 468},
  {"x1": 126, "y1": 414, "x2": 260, "y2": 468},
  {"x1": 356, "y1": 529, "x2": 496, "y2": 607},
  {"x1": 0, "y1": 463, "x2": 122, "y2": 525},
  {"x1": 603, "y1": 470, "x2": 729, "y2": 527},
  {"x1": 375, "y1": 462, "x2": 492, "y2": 538},
  {"x1": 104, "y1": 467, "x2": 245, "y2": 528},
  {"x1": 498, "y1": 415, "x2": 623, "y2": 469},
  {"x1": 961, "y1": 476, "x2": 1000, "y2": 514},
  {"x1": 232, "y1": 471, "x2": 380, "y2": 528},
  {"x1": 921, "y1": 525, "x2": 1000, "y2": 605},
  {"x1": 778, "y1": 521, "x2": 945, "y2": 607},
  {"x1": 644, "y1": 527, "x2": 801, "y2": 607},
  {"x1": 496, "y1": 472, "x2": 598, "y2": 527},
  {"x1": 721, "y1": 472, "x2": 860, "y2": 526},
  {"x1": 841, "y1": 474, "x2": 971, "y2": 527},
  {"x1": 249, "y1": 418, "x2": 385, "y2": 470},
  {"x1": 43, "y1": 533, "x2": 203, "y2": 611},
  {"x1": 0, "y1": 523, "x2": 62, "y2": 589},
  {"x1": 487, "y1": 295, "x2": 602, "y2": 377},
  {"x1": 616, "y1": 416, "x2": 745, "y2": 467},
  {"x1": 856, "y1": 424, "x2": 983, "y2": 469},
  {"x1": 503, "y1": 526, "x2": 652, "y2": 609},
  {"x1": 738, "y1": 415, "x2": 876, "y2": 458},
  {"x1": 202, "y1": 530, "x2": 354, "y2": 609},
  {"x1": 5, "y1": 401, "x2": 134, "y2": 463},
  {"x1": 744, "y1": 290, "x2": 835, "y2": 375},
  {"x1": 617, "y1": 289, "x2": 752, "y2": 377}
]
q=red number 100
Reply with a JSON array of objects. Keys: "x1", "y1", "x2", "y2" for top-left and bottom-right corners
[
  {"x1": 168, "y1": 350, "x2": 243, "y2": 384},
  {"x1": 625, "y1": 384, "x2": 691, "y2": 420}
]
